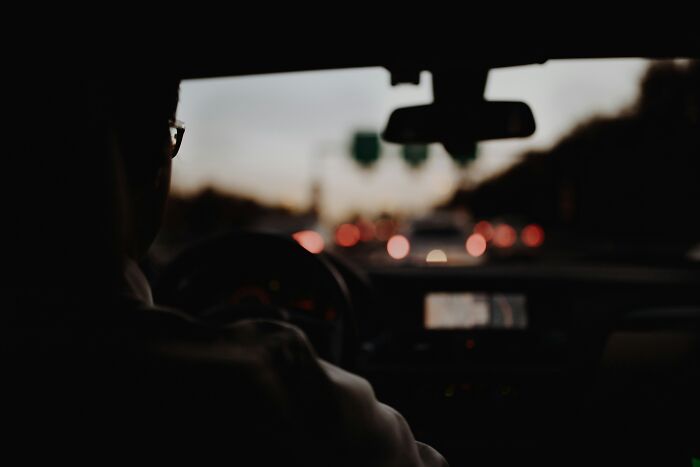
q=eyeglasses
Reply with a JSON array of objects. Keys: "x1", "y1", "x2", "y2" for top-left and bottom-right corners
[{"x1": 169, "y1": 119, "x2": 185, "y2": 159}]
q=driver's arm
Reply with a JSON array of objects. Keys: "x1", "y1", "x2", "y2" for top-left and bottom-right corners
[
  {"x1": 156, "y1": 317, "x2": 448, "y2": 467},
  {"x1": 318, "y1": 359, "x2": 449, "y2": 467},
  {"x1": 234, "y1": 319, "x2": 448, "y2": 467}
]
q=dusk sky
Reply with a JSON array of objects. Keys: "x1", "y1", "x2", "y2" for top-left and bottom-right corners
[{"x1": 171, "y1": 59, "x2": 652, "y2": 223}]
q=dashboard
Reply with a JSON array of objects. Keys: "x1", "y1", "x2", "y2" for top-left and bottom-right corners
[
  {"x1": 153, "y1": 232, "x2": 700, "y2": 465},
  {"x1": 354, "y1": 263, "x2": 700, "y2": 463}
]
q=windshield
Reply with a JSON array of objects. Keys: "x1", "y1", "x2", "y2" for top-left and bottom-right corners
[{"x1": 154, "y1": 58, "x2": 700, "y2": 267}]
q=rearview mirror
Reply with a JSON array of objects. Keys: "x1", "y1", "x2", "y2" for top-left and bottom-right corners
[{"x1": 382, "y1": 100, "x2": 535, "y2": 155}]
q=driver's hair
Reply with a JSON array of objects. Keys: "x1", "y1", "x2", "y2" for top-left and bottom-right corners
[{"x1": 104, "y1": 77, "x2": 181, "y2": 185}]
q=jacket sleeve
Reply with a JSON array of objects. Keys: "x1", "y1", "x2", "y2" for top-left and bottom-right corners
[{"x1": 219, "y1": 319, "x2": 450, "y2": 467}]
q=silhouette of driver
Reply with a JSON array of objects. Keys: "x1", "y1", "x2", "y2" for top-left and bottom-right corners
[{"x1": 108, "y1": 77, "x2": 448, "y2": 467}]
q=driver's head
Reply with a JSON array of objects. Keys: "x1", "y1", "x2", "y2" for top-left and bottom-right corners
[{"x1": 106, "y1": 78, "x2": 182, "y2": 259}]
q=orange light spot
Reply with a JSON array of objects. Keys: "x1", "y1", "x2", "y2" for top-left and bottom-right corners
[
  {"x1": 292, "y1": 230, "x2": 324, "y2": 254},
  {"x1": 335, "y1": 223, "x2": 361, "y2": 247},
  {"x1": 375, "y1": 219, "x2": 397, "y2": 241},
  {"x1": 229, "y1": 286, "x2": 272, "y2": 306},
  {"x1": 296, "y1": 299, "x2": 315, "y2": 311},
  {"x1": 493, "y1": 224, "x2": 517, "y2": 248},
  {"x1": 466, "y1": 233, "x2": 487, "y2": 257},
  {"x1": 387, "y1": 235, "x2": 410, "y2": 260},
  {"x1": 356, "y1": 219, "x2": 375, "y2": 242},
  {"x1": 324, "y1": 308, "x2": 337, "y2": 321},
  {"x1": 521, "y1": 224, "x2": 545, "y2": 248},
  {"x1": 474, "y1": 221, "x2": 495, "y2": 241}
]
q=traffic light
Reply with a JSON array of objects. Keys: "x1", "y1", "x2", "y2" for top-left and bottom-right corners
[
  {"x1": 444, "y1": 141, "x2": 477, "y2": 166},
  {"x1": 352, "y1": 132, "x2": 381, "y2": 167},
  {"x1": 402, "y1": 144, "x2": 429, "y2": 168}
]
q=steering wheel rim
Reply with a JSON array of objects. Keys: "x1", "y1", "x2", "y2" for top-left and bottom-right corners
[{"x1": 153, "y1": 230, "x2": 357, "y2": 367}]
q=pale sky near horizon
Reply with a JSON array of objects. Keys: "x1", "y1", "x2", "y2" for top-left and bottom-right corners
[{"x1": 171, "y1": 59, "x2": 653, "y2": 223}]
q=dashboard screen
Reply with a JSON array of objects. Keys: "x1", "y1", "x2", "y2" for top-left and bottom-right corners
[{"x1": 424, "y1": 293, "x2": 528, "y2": 330}]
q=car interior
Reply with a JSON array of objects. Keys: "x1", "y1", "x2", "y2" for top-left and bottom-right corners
[{"x1": 8, "y1": 32, "x2": 700, "y2": 466}]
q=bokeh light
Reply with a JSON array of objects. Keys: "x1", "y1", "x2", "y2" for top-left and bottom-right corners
[
  {"x1": 375, "y1": 219, "x2": 397, "y2": 241},
  {"x1": 356, "y1": 218, "x2": 376, "y2": 242},
  {"x1": 387, "y1": 235, "x2": 410, "y2": 260},
  {"x1": 292, "y1": 230, "x2": 325, "y2": 254},
  {"x1": 466, "y1": 233, "x2": 488, "y2": 257},
  {"x1": 335, "y1": 223, "x2": 361, "y2": 247},
  {"x1": 426, "y1": 249, "x2": 448, "y2": 263},
  {"x1": 493, "y1": 224, "x2": 517, "y2": 248},
  {"x1": 521, "y1": 224, "x2": 545, "y2": 248},
  {"x1": 473, "y1": 221, "x2": 495, "y2": 242}
]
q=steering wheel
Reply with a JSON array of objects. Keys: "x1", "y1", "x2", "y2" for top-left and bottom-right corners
[{"x1": 153, "y1": 230, "x2": 356, "y2": 366}]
